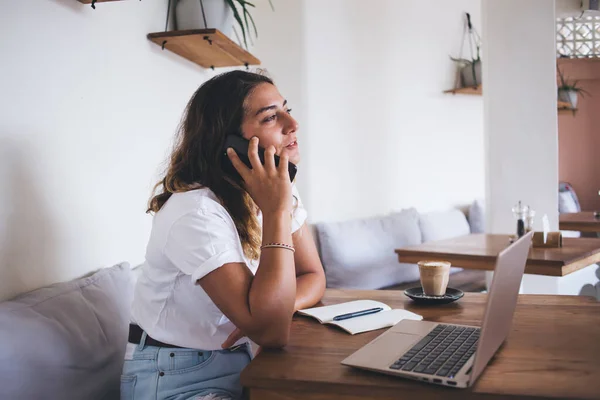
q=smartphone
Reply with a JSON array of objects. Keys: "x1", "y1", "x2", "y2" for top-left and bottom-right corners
[{"x1": 222, "y1": 134, "x2": 298, "y2": 182}]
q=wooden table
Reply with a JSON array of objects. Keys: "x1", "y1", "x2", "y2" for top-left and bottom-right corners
[
  {"x1": 560, "y1": 212, "x2": 600, "y2": 233},
  {"x1": 394, "y1": 233, "x2": 600, "y2": 277},
  {"x1": 241, "y1": 289, "x2": 600, "y2": 400}
]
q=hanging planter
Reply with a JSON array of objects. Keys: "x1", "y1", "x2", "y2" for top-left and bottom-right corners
[
  {"x1": 557, "y1": 66, "x2": 590, "y2": 110},
  {"x1": 453, "y1": 58, "x2": 481, "y2": 88},
  {"x1": 558, "y1": 89, "x2": 579, "y2": 109},
  {"x1": 462, "y1": 59, "x2": 481, "y2": 87},
  {"x1": 449, "y1": 13, "x2": 482, "y2": 90}
]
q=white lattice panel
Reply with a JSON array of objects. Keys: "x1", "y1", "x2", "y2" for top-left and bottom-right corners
[{"x1": 557, "y1": 15, "x2": 600, "y2": 58}]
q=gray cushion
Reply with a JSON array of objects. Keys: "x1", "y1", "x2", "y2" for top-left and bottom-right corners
[
  {"x1": 559, "y1": 182, "x2": 581, "y2": 213},
  {"x1": 558, "y1": 192, "x2": 581, "y2": 237},
  {"x1": 468, "y1": 199, "x2": 486, "y2": 234},
  {"x1": 419, "y1": 209, "x2": 471, "y2": 242},
  {"x1": 559, "y1": 191, "x2": 579, "y2": 213},
  {"x1": 418, "y1": 210, "x2": 469, "y2": 275},
  {"x1": 0, "y1": 262, "x2": 133, "y2": 400},
  {"x1": 316, "y1": 209, "x2": 422, "y2": 289}
]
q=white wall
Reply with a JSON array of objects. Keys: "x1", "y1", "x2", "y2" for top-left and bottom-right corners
[
  {"x1": 250, "y1": 0, "x2": 309, "y2": 202},
  {"x1": 302, "y1": 0, "x2": 484, "y2": 223},
  {"x1": 482, "y1": 0, "x2": 558, "y2": 234},
  {"x1": 0, "y1": 0, "x2": 215, "y2": 301}
]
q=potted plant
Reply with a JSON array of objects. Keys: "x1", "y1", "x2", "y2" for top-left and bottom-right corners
[
  {"x1": 450, "y1": 13, "x2": 482, "y2": 88},
  {"x1": 557, "y1": 67, "x2": 590, "y2": 109},
  {"x1": 451, "y1": 54, "x2": 481, "y2": 88},
  {"x1": 175, "y1": 0, "x2": 273, "y2": 50}
]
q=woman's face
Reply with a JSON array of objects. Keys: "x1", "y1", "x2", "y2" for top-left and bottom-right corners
[{"x1": 240, "y1": 83, "x2": 300, "y2": 165}]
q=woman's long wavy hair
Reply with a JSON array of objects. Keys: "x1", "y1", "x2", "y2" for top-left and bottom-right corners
[{"x1": 148, "y1": 70, "x2": 274, "y2": 260}]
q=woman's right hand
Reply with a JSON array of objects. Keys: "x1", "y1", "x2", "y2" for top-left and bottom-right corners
[{"x1": 227, "y1": 136, "x2": 292, "y2": 216}]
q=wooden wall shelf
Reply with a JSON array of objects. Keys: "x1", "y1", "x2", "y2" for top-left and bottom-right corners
[
  {"x1": 78, "y1": 0, "x2": 124, "y2": 4},
  {"x1": 558, "y1": 100, "x2": 574, "y2": 109},
  {"x1": 443, "y1": 85, "x2": 482, "y2": 95},
  {"x1": 557, "y1": 100, "x2": 577, "y2": 113},
  {"x1": 444, "y1": 87, "x2": 578, "y2": 113},
  {"x1": 147, "y1": 29, "x2": 261, "y2": 69}
]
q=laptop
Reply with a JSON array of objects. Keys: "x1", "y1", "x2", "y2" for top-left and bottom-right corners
[{"x1": 341, "y1": 231, "x2": 534, "y2": 389}]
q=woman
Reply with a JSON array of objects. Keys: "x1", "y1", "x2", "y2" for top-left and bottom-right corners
[{"x1": 120, "y1": 70, "x2": 326, "y2": 400}]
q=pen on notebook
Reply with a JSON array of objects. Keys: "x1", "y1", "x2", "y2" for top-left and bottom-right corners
[{"x1": 332, "y1": 307, "x2": 383, "y2": 321}]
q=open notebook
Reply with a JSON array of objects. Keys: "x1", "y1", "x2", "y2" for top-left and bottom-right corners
[{"x1": 297, "y1": 300, "x2": 423, "y2": 335}]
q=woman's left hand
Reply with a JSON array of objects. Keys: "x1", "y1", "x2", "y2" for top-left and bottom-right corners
[
  {"x1": 221, "y1": 327, "x2": 246, "y2": 349},
  {"x1": 222, "y1": 328, "x2": 263, "y2": 357}
]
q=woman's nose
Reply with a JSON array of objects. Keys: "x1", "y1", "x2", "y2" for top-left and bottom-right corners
[{"x1": 283, "y1": 113, "x2": 299, "y2": 134}]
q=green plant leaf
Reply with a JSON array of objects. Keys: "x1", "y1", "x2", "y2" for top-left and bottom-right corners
[
  {"x1": 227, "y1": 0, "x2": 248, "y2": 49},
  {"x1": 245, "y1": 8, "x2": 258, "y2": 38},
  {"x1": 557, "y1": 67, "x2": 567, "y2": 87},
  {"x1": 579, "y1": 87, "x2": 592, "y2": 98},
  {"x1": 226, "y1": 0, "x2": 275, "y2": 50},
  {"x1": 242, "y1": 4, "x2": 251, "y2": 43},
  {"x1": 556, "y1": 66, "x2": 591, "y2": 96}
]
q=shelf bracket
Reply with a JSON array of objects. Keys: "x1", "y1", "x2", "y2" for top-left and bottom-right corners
[{"x1": 89, "y1": 1, "x2": 141, "y2": 10}]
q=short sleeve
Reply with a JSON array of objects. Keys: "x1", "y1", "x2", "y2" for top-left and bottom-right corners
[
  {"x1": 163, "y1": 209, "x2": 246, "y2": 283},
  {"x1": 291, "y1": 184, "x2": 308, "y2": 233}
]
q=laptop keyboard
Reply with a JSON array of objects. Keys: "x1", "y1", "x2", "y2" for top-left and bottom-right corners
[{"x1": 389, "y1": 324, "x2": 480, "y2": 378}]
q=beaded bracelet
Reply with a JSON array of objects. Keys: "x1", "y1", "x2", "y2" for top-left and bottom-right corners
[{"x1": 261, "y1": 243, "x2": 295, "y2": 253}]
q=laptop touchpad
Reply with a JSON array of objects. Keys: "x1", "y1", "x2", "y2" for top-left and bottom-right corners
[{"x1": 342, "y1": 332, "x2": 421, "y2": 368}]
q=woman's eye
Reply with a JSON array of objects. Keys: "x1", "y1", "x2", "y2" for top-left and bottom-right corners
[{"x1": 262, "y1": 109, "x2": 291, "y2": 123}]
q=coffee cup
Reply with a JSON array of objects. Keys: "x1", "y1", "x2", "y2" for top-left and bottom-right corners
[{"x1": 418, "y1": 260, "x2": 451, "y2": 296}]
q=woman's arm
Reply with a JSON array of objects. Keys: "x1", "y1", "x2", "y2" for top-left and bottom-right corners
[
  {"x1": 200, "y1": 211, "x2": 296, "y2": 349},
  {"x1": 292, "y1": 222, "x2": 326, "y2": 311},
  {"x1": 220, "y1": 222, "x2": 326, "y2": 349}
]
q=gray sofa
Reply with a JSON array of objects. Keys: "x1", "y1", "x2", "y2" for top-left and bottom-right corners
[
  {"x1": 0, "y1": 263, "x2": 133, "y2": 400},
  {"x1": 313, "y1": 206, "x2": 481, "y2": 290}
]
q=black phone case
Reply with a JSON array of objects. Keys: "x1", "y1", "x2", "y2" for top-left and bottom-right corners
[{"x1": 222, "y1": 135, "x2": 298, "y2": 182}]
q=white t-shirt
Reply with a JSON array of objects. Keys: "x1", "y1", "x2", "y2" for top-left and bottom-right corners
[{"x1": 131, "y1": 185, "x2": 307, "y2": 350}]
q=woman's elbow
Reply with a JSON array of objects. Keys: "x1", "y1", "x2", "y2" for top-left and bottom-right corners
[
  {"x1": 318, "y1": 271, "x2": 327, "y2": 295},
  {"x1": 251, "y1": 321, "x2": 292, "y2": 349},
  {"x1": 257, "y1": 333, "x2": 289, "y2": 349},
  {"x1": 313, "y1": 270, "x2": 326, "y2": 300}
]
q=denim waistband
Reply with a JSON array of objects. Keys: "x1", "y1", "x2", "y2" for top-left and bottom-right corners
[{"x1": 130, "y1": 330, "x2": 252, "y2": 357}]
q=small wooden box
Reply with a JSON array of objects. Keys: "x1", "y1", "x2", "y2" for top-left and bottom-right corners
[{"x1": 532, "y1": 232, "x2": 563, "y2": 248}]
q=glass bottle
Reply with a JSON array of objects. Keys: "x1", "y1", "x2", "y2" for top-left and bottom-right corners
[
  {"x1": 525, "y1": 207, "x2": 535, "y2": 233},
  {"x1": 511, "y1": 201, "x2": 529, "y2": 238}
]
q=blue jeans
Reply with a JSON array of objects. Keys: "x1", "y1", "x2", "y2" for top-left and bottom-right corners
[{"x1": 121, "y1": 332, "x2": 252, "y2": 400}]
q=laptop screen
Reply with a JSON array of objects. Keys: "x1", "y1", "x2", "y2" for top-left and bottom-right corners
[{"x1": 469, "y1": 231, "x2": 533, "y2": 383}]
